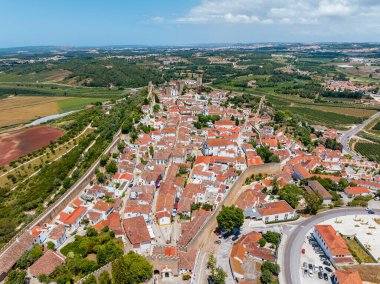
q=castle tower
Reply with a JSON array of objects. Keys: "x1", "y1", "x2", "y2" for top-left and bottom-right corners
[{"x1": 197, "y1": 74, "x2": 203, "y2": 87}]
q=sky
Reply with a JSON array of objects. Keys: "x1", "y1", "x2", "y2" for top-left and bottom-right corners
[{"x1": 0, "y1": 0, "x2": 380, "y2": 48}]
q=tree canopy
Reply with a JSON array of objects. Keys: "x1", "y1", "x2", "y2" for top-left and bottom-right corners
[
  {"x1": 216, "y1": 205, "x2": 244, "y2": 233},
  {"x1": 112, "y1": 251, "x2": 153, "y2": 284}
]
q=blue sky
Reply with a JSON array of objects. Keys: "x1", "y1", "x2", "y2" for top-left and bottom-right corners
[{"x1": 1, "y1": 0, "x2": 379, "y2": 47}]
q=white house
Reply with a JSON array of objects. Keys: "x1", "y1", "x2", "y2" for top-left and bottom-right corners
[
  {"x1": 312, "y1": 225, "x2": 353, "y2": 266},
  {"x1": 257, "y1": 200, "x2": 296, "y2": 223}
]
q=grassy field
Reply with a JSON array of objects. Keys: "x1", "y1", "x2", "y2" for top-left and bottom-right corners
[
  {"x1": 355, "y1": 141, "x2": 380, "y2": 162},
  {"x1": 0, "y1": 96, "x2": 108, "y2": 127},
  {"x1": 57, "y1": 97, "x2": 108, "y2": 112},
  {"x1": 344, "y1": 237, "x2": 375, "y2": 263}
]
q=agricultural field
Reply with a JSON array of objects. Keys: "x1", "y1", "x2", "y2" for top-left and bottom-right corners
[
  {"x1": 355, "y1": 142, "x2": 380, "y2": 162},
  {"x1": 302, "y1": 105, "x2": 377, "y2": 118},
  {"x1": 0, "y1": 82, "x2": 126, "y2": 98},
  {"x1": 0, "y1": 127, "x2": 92, "y2": 189},
  {"x1": 0, "y1": 69, "x2": 72, "y2": 83},
  {"x1": 0, "y1": 126, "x2": 64, "y2": 166},
  {"x1": 0, "y1": 95, "x2": 107, "y2": 127}
]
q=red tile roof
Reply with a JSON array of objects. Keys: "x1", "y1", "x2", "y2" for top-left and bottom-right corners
[
  {"x1": 62, "y1": 206, "x2": 87, "y2": 225},
  {"x1": 315, "y1": 225, "x2": 351, "y2": 256},
  {"x1": 122, "y1": 216, "x2": 151, "y2": 245},
  {"x1": 345, "y1": 186, "x2": 371, "y2": 195},
  {"x1": 29, "y1": 250, "x2": 65, "y2": 277},
  {"x1": 334, "y1": 270, "x2": 362, "y2": 284},
  {"x1": 258, "y1": 201, "x2": 294, "y2": 216}
]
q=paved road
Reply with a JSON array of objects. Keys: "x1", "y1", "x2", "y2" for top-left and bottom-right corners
[
  {"x1": 340, "y1": 111, "x2": 380, "y2": 160},
  {"x1": 283, "y1": 208, "x2": 380, "y2": 284}
]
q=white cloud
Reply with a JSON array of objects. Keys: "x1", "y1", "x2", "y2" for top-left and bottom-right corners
[
  {"x1": 175, "y1": 0, "x2": 379, "y2": 25},
  {"x1": 151, "y1": 16, "x2": 164, "y2": 23},
  {"x1": 316, "y1": 0, "x2": 353, "y2": 16}
]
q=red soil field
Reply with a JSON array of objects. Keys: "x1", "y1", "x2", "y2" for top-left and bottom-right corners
[{"x1": 0, "y1": 126, "x2": 64, "y2": 166}]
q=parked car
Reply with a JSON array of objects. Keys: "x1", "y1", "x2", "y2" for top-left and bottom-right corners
[
  {"x1": 301, "y1": 248, "x2": 306, "y2": 254},
  {"x1": 303, "y1": 262, "x2": 308, "y2": 269},
  {"x1": 368, "y1": 210, "x2": 375, "y2": 214},
  {"x1": 214, "y1": 239, "x2": 221, "y2": 244},
  {"x1": 318, "y1": 271, "x2": 323, "y2": 279},
  {"x1": 231, "y1": 235, "x2": 239, "y2": 241},
  {"x1": 308, "y1": 264, "x2": 314, "y2": 270},
  {"x1": 308, "y1": 271, "x2": 313, "y2": 278},
  {"x1": 319, "y1": 266, "x2": 323, "y2": 272},
  {"x1": 325, "y1": 267, "x2": 333, "y2": 272},
  {"x1": 323, "y1": 273, "x2": 328, "y2": 281},
  {"x1": 323, "y1": 260, "x2": 330, "y2": 266}
]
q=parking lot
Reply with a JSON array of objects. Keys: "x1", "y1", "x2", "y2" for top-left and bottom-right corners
[
  {"x1": 214, "y1": 235, "x2": 236, "y2": 284},
  {"x1": 300, "y1": 230, "x2": 335, "y2": 284}
]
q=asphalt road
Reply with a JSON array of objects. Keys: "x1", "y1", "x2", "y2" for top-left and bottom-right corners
[
  {"x1": 340, "y1": 111, "x2": 380, "y2": 160},
  {"x1": 283, "y1": 208, "x2": 380, "y2": 284}
]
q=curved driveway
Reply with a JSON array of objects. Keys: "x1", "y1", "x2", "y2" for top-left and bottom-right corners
[{"x1": 283, "y1": 208, "x2": 380, "y2": 284}]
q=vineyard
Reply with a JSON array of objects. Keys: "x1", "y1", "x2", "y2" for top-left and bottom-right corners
[{"x1": 355, "y1": 142, "x2": 380, "y2": 163}]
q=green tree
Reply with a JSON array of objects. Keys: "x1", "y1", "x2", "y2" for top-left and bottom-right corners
[
  {"x1": 257, "y1": 146, "x2": 280, "y2": 163},
  {"x1": 37, "y1": 274, "x2": 49, "y2": 283},
  {"x1": 5, "y1": 270, "x2": 26, "y2": 284},
  {"x1": 178, "y1": 166, "x2": 188, "y2": 175},
  {"x1": 260, "y1": 269, "x2": 273, "y2": 284},
  {"x1": 258, "y1": 238, "x2": 267, "y2": 247},
  {"x1": 83, "y1": 275, "x2": 97, "y2": 284},
  {"x1": 86, "y1": 227, "x2": 98, "y2": 237},
  {"x1": 216, "y1": 205, "x2": 244, "y2": 233},
  {"x1": 112, "y1": 252, "x2": 152, "y2": 284},
  {"x1": 261, "y1": 261, "x2": 280, "y2": 276},
  {"x1": 98, "y1": 271, "x2": 112, "y2": 284},
  {"x1": 153, "y1": 104, "x2": 160, "y2": 113},
  {"x1": 117, "y1": 141, "x2": 125, "y2": 153},
  {"x1": 47, "y1": 241, "x2": 56, "y2": 250},
  {"x1": 105, "y1": 161, "x2": 118, "y2": 174},
  {"x1": 16, "y1": 244, "x2": 43, "y2": 269},
  {"x1": 149, "y1": 146, "x2": 154, "y2": 157},
  {"x1": 263, "y1": 231, "x2": 281, "y2": 247},
  {"x1": 96, "y1": 172, "x2": 106, "y2": 184},
  {"x1": 207, "y1": 254, "x2": 227, "y2": 284},
  {"x1": 278, "y1": 184, "x2": 303, "y2": 208},
  {"x1": 274, "y1": 111, "x2": 286, "y2": 122},
  {"x1": 100, "y1": 155, "x2": 109, "y2": 167},
  {"x1": 304, "y1": 190, "x2": 322, "y2": 214},
  {"x1": 212, "y1": 267, "x2": 227, "y2": 284},
  {"x1": 154, "y1": 94, "x2": 160, "y2": 103}
]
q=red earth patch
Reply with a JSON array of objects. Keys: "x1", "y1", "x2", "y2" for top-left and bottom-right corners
[{"x1": 0, "y1": 126, "x2": 64, "y2": 166}]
